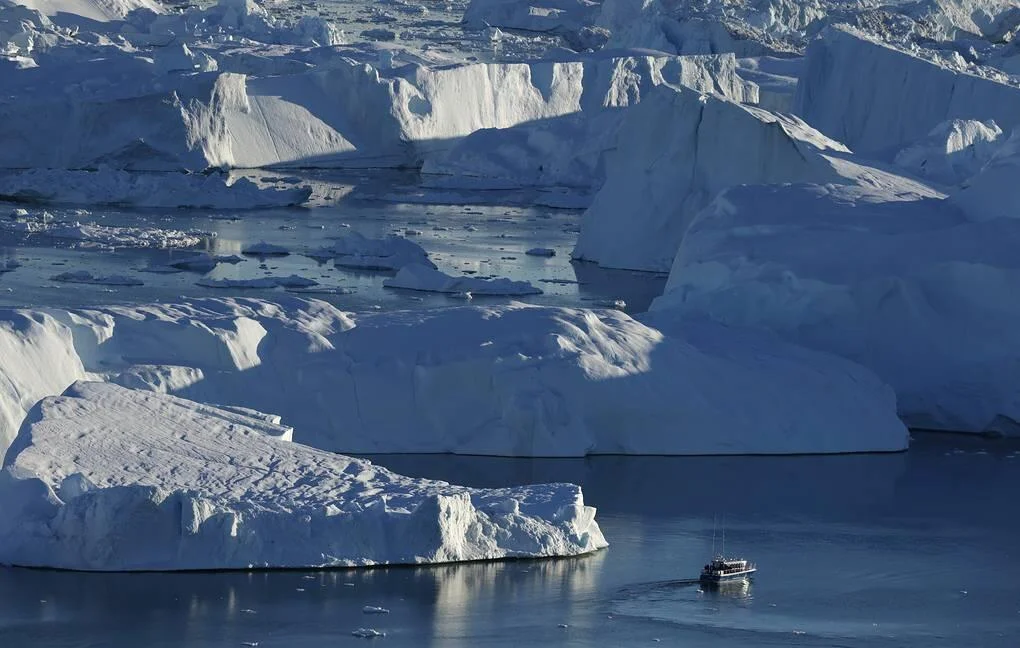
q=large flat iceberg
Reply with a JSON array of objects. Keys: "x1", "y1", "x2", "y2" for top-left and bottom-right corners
[
  {"x1": 0, "y1": 381, "x2": 606, "y2": 570},
  {"x1": 0, "y1": 298, "x2": 907, "y2": 460}
]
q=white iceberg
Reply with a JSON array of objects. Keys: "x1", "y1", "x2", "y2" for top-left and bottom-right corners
[
  {"x1": 950, "y1": 130, "x2": 1020, "y2": 221},
  {"x1": 0, "y1": 169, "x2": 311, "y2": 209},
  {"x1": 197, "y1": 275, "x2": 318, "y2": 289},
  {"x1": 327, "y1": 233, "x2": 435, "y2": 271},
  {"x1": 384, "y1": 264, "x2": 543, "y2": 296},
  {"x1": 421, "y1": 53, "x2": 757, "y2": 196},
  {"x1": 894, "y1": 119, "x2": 1004, "y2": 185},
  {"x1": 572, "y1": 85, "x2": 849, "y2": 272},
  {"x1": 794, "y1": 27, "x2": 1020, "y2": 155},
  {"x1": 0, "y1": 298, "x2": 907, "y2": 459},
  {"x1": 0, "y1": 381, "x2": 606, "y2": 570},
  {"x1": 650, "y1": 172, "x2": 1020, "y2": 435}
]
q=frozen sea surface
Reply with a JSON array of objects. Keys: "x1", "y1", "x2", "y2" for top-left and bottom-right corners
[
  {"x1": 0, "y1": 172, "x2": 664, "y2": 313},
  {"x1": 2, "y1": 435, "x2": 1017, "y2": 647}
]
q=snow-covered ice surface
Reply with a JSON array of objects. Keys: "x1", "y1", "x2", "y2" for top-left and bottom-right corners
[
  {"x1": 0, "y1": 297, "x2": 906, "y2": 462},
  {"x1": 0, "y1": 381, "x2": 606, "y2": 570}
]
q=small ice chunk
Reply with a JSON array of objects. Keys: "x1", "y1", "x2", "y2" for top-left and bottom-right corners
[
  {"x1": 362, "y1": 606, "x2": 390, "y2": 614},
  {"x1": 51, "y1": 271, "x2": 142, "y2": 287},
  {"x1": 243, "y1": 242, "x2": 290, "y2": 256},
  {"x1": 526, "y1": 248, "x2": 556, "y2": 257},
  {"x1": 351, "y1": 628, "x2": 386, "y2": 638}
]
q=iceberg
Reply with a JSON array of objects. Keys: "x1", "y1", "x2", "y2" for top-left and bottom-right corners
[
  {"x1": 950, "y1": 130, "x2": 1020, "y2": 221},
  {"x1": 572, "y1": 85, "x2": 849, "y2": 272},
  {"x1": 650, "y1": 171, "x2": 1020, "y2": 435},
  {"x1": 0, "y1": 381, "x2": 606, "y2": 570},
  {"x1": 0, "y1": 298, "x2": 907, "y2": 459},
  {"x1": 794, "y1": 27, "x2": 1020, "y2": 155},
  {"x1": 326, "y1": 233, "x2": 435, "y2": 271},
  {"x1": 0, "y1": 169, "x2": 311, "y2": 209},
  {"x1": 383, "y1": 264, "x2": 543, "y2": 296},
  {"x1": 893, "y1": 119, "x2": 1004, "y2": 185},
  {"x1": 421, "y1": 53, "x2": 757, "y2": 196}
]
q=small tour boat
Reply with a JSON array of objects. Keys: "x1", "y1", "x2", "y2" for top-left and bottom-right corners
[{"x1": 699, "y1": 556, "x2": 757, "y2": 584}]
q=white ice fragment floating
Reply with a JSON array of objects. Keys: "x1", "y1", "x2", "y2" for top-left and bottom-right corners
[
  {"x1": 351, "y1": 628, "x2": 386, "y2": 638},
  {"x1": 196, "y1": 275, "x2": 318, "y2": 289},
  {"x1": 51, "y1": 271, "x2": 143, "y2": 287},
  {"x1": 525, "y1": 248, "x2": 556, "y2": 257},
  {"x1": 326, "y1": 233, "x2": 435, "y2": 271},
  {"x1": 383, "y1": 264, "x2": 542, "y2": 296},
  {"x1": 242, "y1": 241, "x2": 290, "y2": 256},
  {"x1": 362, "y1": 606, "x2": 390, "y2": 614}
]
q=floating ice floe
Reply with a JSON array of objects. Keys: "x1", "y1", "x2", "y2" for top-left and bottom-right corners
[
  {"x1": 384, "y1": 264, "x2": 543, "y2": 296},
  {"x1": 1, "y1": 215, "x2": 206, "y2": 249},
  {"x1": 526, "y1": 248, "x2": 556, "y2": 257},
  {"x1": 242, "y1": 241, "x2": 290, "y2": 256},
  {"x1": 0, "y1": 298, "x2": 907, "y2": 460},
  {"x1": 197, "y1": 275, "x2": 319, "y2": 289},
  {"x1": 0, "y1": 381, "x2": 606, "y2": 570},
  {"x1": 51, "y1": 271, "x2": 143, "y2": 287},
  {"x1": 0, "y1": 169, "x2": 311, "y2": 209},
  {"x1": 324, "y1": 233, "x2": 435, "y2": 271}
]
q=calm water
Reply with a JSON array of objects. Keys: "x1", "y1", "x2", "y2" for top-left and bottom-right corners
[{"x1": 1, "y1": 435, "x2": 1018, "y2": 647}]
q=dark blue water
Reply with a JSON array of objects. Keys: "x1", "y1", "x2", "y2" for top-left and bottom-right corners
[{"x1": 2, "y1": 435, "x2": 1018, "y2": 647}]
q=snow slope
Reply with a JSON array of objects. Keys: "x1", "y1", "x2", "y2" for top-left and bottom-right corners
[
  {"x1": 650, "y1": 168, "x2": 1020, "y2": 435},
  {"x1": 572, "y1": 85, "x2": 849, "y2": 272},
  {"x1": 0, "y1": 381, "x2": 606, "y2": 570},
  {"x1": 893, "y1": 119, "x2": 1003, "y2": 185},
  {"x1": 0, "y1": 298, "x2": 907, "y2": 459},
  {"x1": 794, "y1": 27, "x2": 1020, "y2": 155}
]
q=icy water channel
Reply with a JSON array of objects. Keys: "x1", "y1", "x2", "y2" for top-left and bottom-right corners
[
  {"x1": 0, "y1": 174, "x2": 666, "y2": 314},
  {"x1": 1, "y1": 435, "x2": 1018, "y2": 648}
]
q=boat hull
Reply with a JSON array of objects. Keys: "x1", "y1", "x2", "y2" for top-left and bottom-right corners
[{"x1": 700, "y1": 569, "x2": 756, "y2": 584}]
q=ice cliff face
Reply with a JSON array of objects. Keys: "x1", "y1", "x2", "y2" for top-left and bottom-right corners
[
  {"x1": 794, "y1": 27, "x2": 1020, "y2": 155},
  {"x1": 572, "y1": 84, "x2": 849, "y2": 273},
  {"x1": 650, "y1": 162, "x2": 1020, "y2": 435},
  {"x1": 0, "y1": 381, "x2": 606, "y2": 570},
  {"x1": 0, "y1": 298, "x2": 908, "y2": 462}
]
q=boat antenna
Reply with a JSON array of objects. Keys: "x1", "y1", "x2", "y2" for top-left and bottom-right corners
[
  {"x1": 721, "y1": 515, "x2": 726, "y2": 558},
  {"x1": 711, "y1": 514, "x2": 717, "y2": 558}
]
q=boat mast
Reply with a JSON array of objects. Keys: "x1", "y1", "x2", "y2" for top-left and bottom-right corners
[
  {"x1": 721, "y1": 515, "x2": 726, "y2": 558},
  {"x1": 711, "y1": 514, "x2": 717, "y2": 557}
]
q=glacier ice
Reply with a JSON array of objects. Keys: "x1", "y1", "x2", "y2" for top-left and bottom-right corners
[
  {"x1": 0, "y1": 381, "x2": 606, "y2": 570},
  {"x1": 0, "y1": 298, "x2": 907, "y2": 461}
]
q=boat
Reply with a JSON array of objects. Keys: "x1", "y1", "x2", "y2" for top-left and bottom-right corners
[
  {"x1": 699, "y1": 556, "x2": 757, "y2": 584},
  {"x1": 700, "y1": 516, "x2": 756, "y2": 584}
]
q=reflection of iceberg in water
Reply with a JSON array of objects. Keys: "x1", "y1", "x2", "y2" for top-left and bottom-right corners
[{"x1": 415, "y1": 552, "x2": 606, "y2": 646}]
